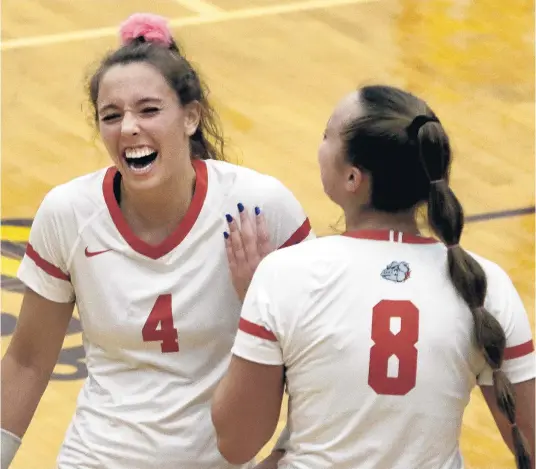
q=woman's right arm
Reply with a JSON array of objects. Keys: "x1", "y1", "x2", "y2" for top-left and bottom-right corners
[
  {"x1": 1, "y1": 186, "x2": 78, "y2": 468},
  {"x1": 2, "y1": 287, "x2": 74, "y2": 436},
  {"x1": 481, "y1": 379, "x2": 534, "y2": 465},
  {"x1": 1, "y1": 289, "x2": 74, "y2": 466},
  {"x1": 477, "y1": 264, "x2": 536, "y2": 467}
]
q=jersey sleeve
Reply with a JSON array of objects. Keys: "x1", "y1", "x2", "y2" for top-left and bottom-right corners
[
  {"x1": 258, "y1": 176, "x2": 315, "y2": 249},
  {"x1": 477, "y1": 266, "x2": 535, "y2": 386},
  {"x1": 232, "y1": 254, "x2": 283, "y2": 366},
  {"x1": 17, "y1": 189, "x2": 75, "y2": 303}
]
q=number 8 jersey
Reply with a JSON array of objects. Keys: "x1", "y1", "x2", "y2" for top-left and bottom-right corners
[
  {"x1": 17, "y1": 158, "x2": 313, "y2": 469},
  {"x1": 232, "y1": 230, "x2": 535, "y2": 469}
]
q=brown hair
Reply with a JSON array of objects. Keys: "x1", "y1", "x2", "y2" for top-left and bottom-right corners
[
  {"x1": 88, "y1": 35, "x2": 225, "y2": 161},
  {"x1": 342, "y1": 85, "x2": 531, "y2": 469}
]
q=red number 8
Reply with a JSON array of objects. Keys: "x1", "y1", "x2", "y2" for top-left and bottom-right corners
[{"x1": 368, "y1": 300, "x2": 419, "y2": 396}]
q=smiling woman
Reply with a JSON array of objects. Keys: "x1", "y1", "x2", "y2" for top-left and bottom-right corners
[
  {"x1": 0, "y1": 12, "x2": 314, "y2": 469},
  {"x1": 87, "y1": 14, "x2": 227, "y2": 245}
]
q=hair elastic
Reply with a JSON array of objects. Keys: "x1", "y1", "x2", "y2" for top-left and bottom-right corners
[
  {"x1": 119, "y1": 13, "x2": 173, "y2": 47},
  {"x1": 406, "y1": 115, "x2": 439, "y2": 140}
]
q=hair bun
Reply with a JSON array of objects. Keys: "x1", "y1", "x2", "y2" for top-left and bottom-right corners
[{"x1": 119, "y1": 13, "x2": 173, "y2": 47}]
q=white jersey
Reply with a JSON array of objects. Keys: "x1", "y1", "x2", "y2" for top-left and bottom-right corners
[
  {"x1": 17, "y1": 158, "x2": 314, "y2": 469},
  {"x1": 232, "y1": 230, "x2": 535, "y2": 469}
]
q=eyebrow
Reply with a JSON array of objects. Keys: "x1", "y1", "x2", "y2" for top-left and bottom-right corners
[{"x1": 98, "y1": 97, "x2": 164, "y2": 114}]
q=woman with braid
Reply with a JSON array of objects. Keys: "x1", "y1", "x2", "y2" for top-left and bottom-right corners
[{"x1": 212, "y1": 85, "x2": 535, "y2": 469}]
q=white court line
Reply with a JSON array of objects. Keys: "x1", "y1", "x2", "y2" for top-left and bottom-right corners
[
  {"x1": 1, "y1": 0, "x2": 378, "y2": 51},
  {"x1": 173, "y1": 0, "x2": 223, "y2": 15}
]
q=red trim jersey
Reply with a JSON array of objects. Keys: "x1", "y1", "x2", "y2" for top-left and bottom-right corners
[
  {"x1": 233, "y1": 230, "x2": 535, "y2": 469},
  {"x1": 17, "y1": 159, "x2": 314, "y2": 469}
]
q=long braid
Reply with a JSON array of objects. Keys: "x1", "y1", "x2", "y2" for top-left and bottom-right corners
[{"x1": 414, "y1": 118, "x2": 532, "y2": 469}]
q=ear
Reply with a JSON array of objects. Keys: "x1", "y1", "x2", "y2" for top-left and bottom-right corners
[
  {"x1": 183, "y1": 101, "x2": 201, "y2": 137},
  {"x1": 345, "y1": 166, "x2": 363, "y2": 193}
]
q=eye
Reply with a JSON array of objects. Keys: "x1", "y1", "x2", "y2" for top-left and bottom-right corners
[
  {"x1": 141, "y1": 107, "x2": 160, "y2": 115},
  {"x1": 101, "y1": 113, "x2": 121, "y2": 122}
]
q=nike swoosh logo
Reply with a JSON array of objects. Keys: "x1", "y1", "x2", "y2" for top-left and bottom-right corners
[{"x1": 85, "y1": 247, "x2": 112, "y2": 258}]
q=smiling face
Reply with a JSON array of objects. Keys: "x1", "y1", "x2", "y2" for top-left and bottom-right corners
[{"x1": 96, "y1": 61, "x2": 200, "y2": 192}]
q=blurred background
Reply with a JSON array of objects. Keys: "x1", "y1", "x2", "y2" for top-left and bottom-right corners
[{"x1": 1, "y1": 0, "x2": 534, "y2": 468}]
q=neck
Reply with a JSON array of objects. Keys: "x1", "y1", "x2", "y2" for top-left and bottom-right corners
[
  {"x1": 344, "y1": 206, "x2": 420, "y2": 235},
  {"x1": 120, "y1": 163, "x2": 196, "y2": 233}
]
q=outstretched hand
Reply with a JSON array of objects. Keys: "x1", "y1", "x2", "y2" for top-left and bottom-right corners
[{"x1": 224, "y1": 204, "x2": 274, "y2": 302}]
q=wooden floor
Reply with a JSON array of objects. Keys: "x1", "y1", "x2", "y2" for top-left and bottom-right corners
[{"x1": 1, "y1": 0, "x2": 534, "y2": 468}]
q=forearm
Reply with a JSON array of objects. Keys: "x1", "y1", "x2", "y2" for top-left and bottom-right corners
[{"x1": 1, "y1": 353, "x2": 51, "y2": 437}]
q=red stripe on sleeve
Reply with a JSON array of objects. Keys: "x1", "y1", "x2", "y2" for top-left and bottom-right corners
[
  {"x1": 25, "y1": 243, "x2": 70, "y2": 282},
  {"x1": 504, "y1": 340, "x2": 534, "y2": 360},
  {"x1": 279, "y1": 218, "x2": 311, "y2": 249},
  {"x1": 239, "y1": 318, "x2": 277, "y2": 342}
]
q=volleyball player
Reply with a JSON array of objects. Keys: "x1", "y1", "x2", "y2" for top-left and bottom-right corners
[
  {"x1": 1, "y1": 13, "x2": 312, "y2": 469},
  {"x1": 213, "y1": 85, "x2": 535, "y2": 469}
]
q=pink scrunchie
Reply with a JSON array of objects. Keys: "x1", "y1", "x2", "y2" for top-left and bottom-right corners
[{"x1": 119, "y1": 13, "x2": 173, "y2": 47}]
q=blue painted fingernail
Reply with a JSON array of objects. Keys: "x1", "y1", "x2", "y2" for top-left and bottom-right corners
[
  {"x1": 223, "y1": 231, "x2": 229, "y2": 239},
  {"x1": 226, "y1": 214, "x2": 233, "y2": 223},
  {"x1": 255, "y1": 206, "x2": 260, "y2": 215},
  {"x1": 237, "y1": 203, "x2": 244, "y2": 212}
]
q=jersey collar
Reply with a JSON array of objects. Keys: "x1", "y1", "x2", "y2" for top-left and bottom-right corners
[
  {"x1": 102, "y1": 159, "x2": 208, "y2": 259},
  {"x1": 342, "y1": 229, "x2": 439, "y2": 244}
]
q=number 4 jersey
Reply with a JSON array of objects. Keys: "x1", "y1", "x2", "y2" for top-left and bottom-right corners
[
  {"x1": 232, "y1": 230, "x2": 536, "y2": 469},
  {"x1": 17, "y1": 158, "x2": 314, "y2": 469}
]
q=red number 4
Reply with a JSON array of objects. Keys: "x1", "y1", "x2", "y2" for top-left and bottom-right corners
[
  {"x1": 142, "y1": 294, "x2": 179, "y2": 353},
  {"x1": 368, "y1": 300, "x2": 419, "y2": 396}
]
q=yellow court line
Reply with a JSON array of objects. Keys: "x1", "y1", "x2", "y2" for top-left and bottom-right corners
[
  {"x1": 1, "y1": 0, "x2": 378, "y2": 51},
  {"x1": 1, "y1": 225, "x2": 31, "y2": 242},
  {"x1": 172, "y1": 0, "x2": 223, "y2": 15},
  {"x1": 1, "y1": 256, "x2": 21, "y2": 278}
]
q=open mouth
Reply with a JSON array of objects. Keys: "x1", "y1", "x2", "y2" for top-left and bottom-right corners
[{"x1": 123, "y1": 147, "x2": 158, "y2": 173}]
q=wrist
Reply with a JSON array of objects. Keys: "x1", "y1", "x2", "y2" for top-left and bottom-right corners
[{"x1": 1, "y1": 428, "x2": 21, "y2": 468}]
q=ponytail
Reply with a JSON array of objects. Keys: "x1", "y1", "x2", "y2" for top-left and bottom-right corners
[
  {"x1": 414, "y1": 118, "x2": 532, "y2": 469},
  {"x1": 88, "y1": 13, "x2": 227, "y2": 162}
]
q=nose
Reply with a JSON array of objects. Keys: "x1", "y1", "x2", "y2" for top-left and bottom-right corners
[{"x1": 120, "y1": 111, "x2": 140, "y2": 136}]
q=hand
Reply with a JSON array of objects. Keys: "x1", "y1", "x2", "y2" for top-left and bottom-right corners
[
  {"x1": 252, "y1": 450, "x2": 285, "y2": 469},
  {"x1": 224, "y1": 204, "x2": 274, "y2": 302}
]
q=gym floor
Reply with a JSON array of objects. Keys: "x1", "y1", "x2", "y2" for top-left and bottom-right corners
[{"x1": 1, "y1": 1, "x2": 534, "y2": 467}]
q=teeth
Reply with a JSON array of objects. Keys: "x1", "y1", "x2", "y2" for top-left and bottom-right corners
[
  {"x1": 124, "y1": 146, "x2": 156, "y2": 159},
  {"x1": 130, "y1": 160, "x2": 156, "y2": 174}
]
